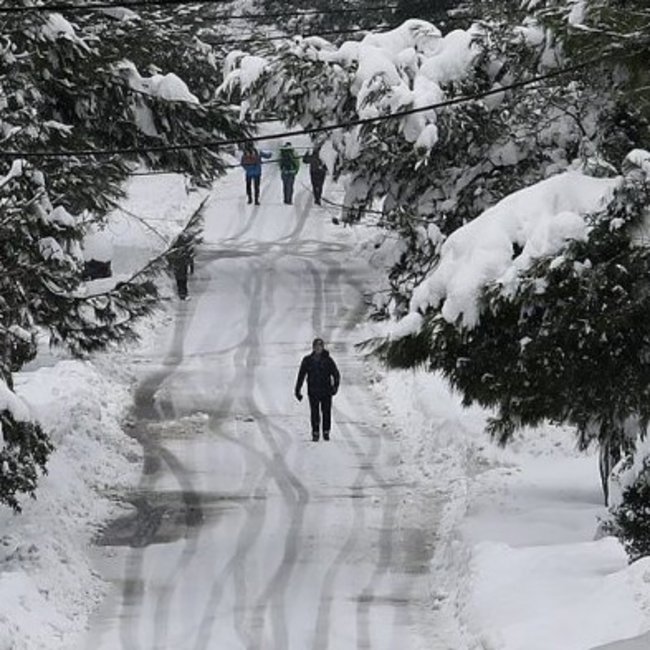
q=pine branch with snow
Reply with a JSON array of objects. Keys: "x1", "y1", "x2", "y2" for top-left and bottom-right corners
[{"x1": 374, "y1": 151, "x2": 650, "y2": 502}]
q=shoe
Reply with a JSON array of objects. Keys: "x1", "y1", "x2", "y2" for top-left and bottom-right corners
[
  {"x1": 312, "y1": 433, "x2": 319, "y2": 442},
  {"x1": 323, "y1": 431, "x2": 330, "y2": 441},
  {"x1": 247, "y1": 197, "x2": 252, "y2": 204},
  {"x1": 255, "y1": 200, "x2": 260, "y2": 205}
]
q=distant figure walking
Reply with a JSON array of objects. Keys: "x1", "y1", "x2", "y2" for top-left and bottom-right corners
[
  {"x1": 279, "y1": 141, "x2": 300, "y2": 205},
  {"x1": 303, "y1": 147, "x2": 328, "y2": 205},
  {"x1": 241, "y1": 142, "x2": 271, "y2": 205},
  {"x1": 294, "y1": 338, "x2": 340, "y2": 441},
  {"x1": 170, "y1": 242, "x2": 194, "y2": 300}
]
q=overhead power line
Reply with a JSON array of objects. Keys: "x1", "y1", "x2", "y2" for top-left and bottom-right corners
[
  {"x1": 0, "y1": 0, "x2": 397, "y2": 15},
  {"x1": 0, "y1": 58, "x2": 597, "y2": 160}
]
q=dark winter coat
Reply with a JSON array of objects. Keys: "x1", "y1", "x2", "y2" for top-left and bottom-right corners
[
  {"x1": 303, "y1": 151, "x2": 327, "y2": 180},
  {"x1": 295, "y1": 350, "x2": 340, "y2": 398}
]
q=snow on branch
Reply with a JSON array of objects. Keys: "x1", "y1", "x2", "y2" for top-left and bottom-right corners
[{"x1": 408, "y1": 169, "x2": 622, "y2": 329}]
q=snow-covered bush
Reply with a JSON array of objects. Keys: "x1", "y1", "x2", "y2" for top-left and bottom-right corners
[
  {"x1": 609, "y1": 462, "x2": 650, "y2": 562},
  {"x1": 606, "y1": 436, "x2": 650, "y2": 561}
]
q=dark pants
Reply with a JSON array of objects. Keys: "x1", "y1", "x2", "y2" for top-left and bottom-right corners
[
  {"x1": 308, "y1": 394, "x2": 332, "y2": 436},
  {"x1": 282, "y1": 173, "x2": 295, "y2": 204},
  {"x1": 246, "y1": 175, "x2": 261, "y2": 203},
  {"x1": 175, "y1": 268, "x2": 188, "y2": 299},
  {"x1": 311, "y1": 172, "x2": 326, "y2": 204}
]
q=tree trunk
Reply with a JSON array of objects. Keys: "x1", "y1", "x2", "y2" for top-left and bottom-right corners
[{"x1": 599, "y1": 441, "x2": 621, "y2": 505}]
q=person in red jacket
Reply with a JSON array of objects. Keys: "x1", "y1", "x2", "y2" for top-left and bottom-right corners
[{"x1": 294, "y1": 338, "x2": 340, "y2": 441}]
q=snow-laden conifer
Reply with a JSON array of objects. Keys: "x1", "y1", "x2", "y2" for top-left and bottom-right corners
[{"x1": 0, "y1": 7, "x2": 247, "y2": 510}]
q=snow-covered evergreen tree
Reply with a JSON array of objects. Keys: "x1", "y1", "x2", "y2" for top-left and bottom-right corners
[
  {"x1": 0, "y1": 7, "x2": 248, "y2": 511},
  {"x1": 365, "y1": 4, "x2": 650, "y2": 504},
  {"x1": 375, "y1": 150, "x2": 650, "y2": 502}
]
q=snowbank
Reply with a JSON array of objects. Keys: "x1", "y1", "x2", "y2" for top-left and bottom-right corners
[
  {"x1": 371, "y1": 367, "x2": 486, "y2": 646},
  {"x1": 0, "y1": 361, "x2": 141, "y2": 650},
  {"x1": 461, "y1": 431, "x2": 650, "y2": 650},
  {"x1": 373, "y1": 366, "x2": 650, "y2": 650}
]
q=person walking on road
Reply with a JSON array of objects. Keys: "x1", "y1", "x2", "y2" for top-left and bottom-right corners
[
  {"x1": 294, "y1": 338, "x2": 340, "y2": 441},
  {"x1": 303, "y1": 147, "x2": 328, "y2": 205},
  {"x1": 241, "y1": 142, "x2": 271, "y2": 205},
  {"x1": 279, "y1": 141, "x2": 300, "y2": 205},
  {"x1": 169, "y1": 237, "x2": 194, "y2": 301}
]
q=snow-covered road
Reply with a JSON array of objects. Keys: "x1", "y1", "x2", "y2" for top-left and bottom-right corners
[{"x1": 81, "y1": 165, "x2": 438, "y2": 650}]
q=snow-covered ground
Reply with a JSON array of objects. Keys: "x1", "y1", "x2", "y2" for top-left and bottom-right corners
[
  {"x1": 3, "y1": 155, "x2": 650, "y2": 649},
  {"x1": 376, "y1": 367, "x2": 650, "y2": 650},
  {"x1": 0, "y1": 360, "x2": 140, "y2": 650}
]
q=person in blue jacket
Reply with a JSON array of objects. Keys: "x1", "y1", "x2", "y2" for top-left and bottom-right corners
[{"x1": 241, "y1": 142, "x2": 272, "y2": 205}]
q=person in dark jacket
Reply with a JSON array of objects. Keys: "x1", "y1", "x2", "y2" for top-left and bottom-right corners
[
  {"x1": 241, "y1": 142, "x2": 272, "y2": 205},
  {"x1": 303, "y1": 147, "x2": 328, "y2": 205},
  {"x1": 170, "y1": 247, "x2": 193, "y2": 300},
  {"x1": 294, "y1": 338, "x2": 340, "y2": 441}
]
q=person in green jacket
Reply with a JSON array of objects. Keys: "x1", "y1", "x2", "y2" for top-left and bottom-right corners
[{"x1": 279, "y1": 141, "x2": 300, "y2": 205}]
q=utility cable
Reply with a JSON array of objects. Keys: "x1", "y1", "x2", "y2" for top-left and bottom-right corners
[
  {"x1": 0, "y1": 57, "x2": 599, "y2": 160},
  {"x1": 0, "y1": 0, "x2": 396, "y2": 15},
  {"x1": 105, "y1": 196, "x2": 170, "y2": 242}
]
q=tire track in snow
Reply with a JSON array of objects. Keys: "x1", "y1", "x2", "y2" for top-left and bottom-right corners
[
  {"x1": 221, "y1": 166, "x2": 279, "y2": 243},
  {"x1": 110, "y1": 293, "x2": 206, "y2": 650},
  {"x1": 291, "y1": 253, "x2": 379, "y2": 650},
  {"x1": 307, "y1": 256, "x2": 373, "y2": 650},
  {"x1": 316, "y1": 253, "x2": 403, "y2": 650},
  {"x1": 147, "y1": 261, "x2": 264, "y2": 648},
  {"x1": 193, "y1": 208, "x2": 312, "y2": 648},
  {"x1": 190, "y1": 265, "x2": 275, "y2": 649},
  {"x1": 242, "y1": 261, "x2": 310, "y2": 650}
]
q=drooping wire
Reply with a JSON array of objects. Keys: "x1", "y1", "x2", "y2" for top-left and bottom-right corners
[
  {"x1": 0, "y1": 0, "x2": 397, "y2": 15},
  {"x1": 0, "y1": 56, "x2": 600, "y2": 160}
]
